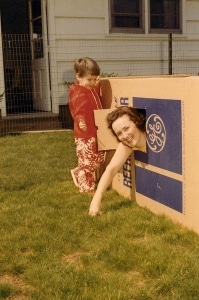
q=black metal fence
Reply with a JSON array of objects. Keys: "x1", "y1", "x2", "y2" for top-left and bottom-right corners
[{"x1": 0, "y1": 33, "x2": 199, "y2": 136}]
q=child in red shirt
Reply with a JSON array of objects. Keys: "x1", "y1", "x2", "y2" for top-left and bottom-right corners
[{"x1": 69, "y1": 57, "x2": 105, "y2": 192}]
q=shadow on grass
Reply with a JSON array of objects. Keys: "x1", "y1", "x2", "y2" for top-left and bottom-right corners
[{"x1": 108, "y1": 199, "x2": 133, "y2": 212}]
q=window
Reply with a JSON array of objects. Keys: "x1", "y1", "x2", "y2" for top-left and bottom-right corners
[
  {"x1": 110, "y1": 0, "x2": 144, "y2": 33},
  {"x1": 109, "y1": 0, "x2": 181, "y2": 34},
  {"x1": 150, "y1": 0, "x2": 181, "y2": 33}
]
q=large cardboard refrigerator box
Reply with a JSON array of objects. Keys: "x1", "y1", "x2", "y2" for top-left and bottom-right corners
[{"x1": 95, "y1": 75, "x2": 199, "y2": 234}]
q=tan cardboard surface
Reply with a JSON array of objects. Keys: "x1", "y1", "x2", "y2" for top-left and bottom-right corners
[
  {"x1": 111, "y1": 152, "x2": 136, "y2": 200},
  {"x1": 94, "y1": 109, "x2": 118, "y2": 150},
  {"x1": 96, "y1": 75, "x2": 199, "y2": 234}
]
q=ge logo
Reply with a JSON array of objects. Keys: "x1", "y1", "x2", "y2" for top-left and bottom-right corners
[{"x1": 146, "y1": 114, "x2": 166, "y2": 153}]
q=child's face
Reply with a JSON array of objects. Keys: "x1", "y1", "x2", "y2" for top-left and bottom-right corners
[{"x1": 77, "y1": 74, "x2": 99, "y2": 90}]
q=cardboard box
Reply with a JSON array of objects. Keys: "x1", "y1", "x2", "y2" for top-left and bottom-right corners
[{"x1": 95, "y1": 75, "x2": 199, "y2": 234}]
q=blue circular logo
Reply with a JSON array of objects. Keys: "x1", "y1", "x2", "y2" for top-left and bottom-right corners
[{"x1": 146, "y1": 114, "x2": 166, "y2": 153}]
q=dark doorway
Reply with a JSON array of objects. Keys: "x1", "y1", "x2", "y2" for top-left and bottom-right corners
[{"x1": 0, "y1": 0, "x2": 33, "y2": 114}]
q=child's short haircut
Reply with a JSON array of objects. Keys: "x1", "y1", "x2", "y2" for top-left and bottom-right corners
[{"x1": 74, "y1": 57, "x2": 100, "y2": 77}]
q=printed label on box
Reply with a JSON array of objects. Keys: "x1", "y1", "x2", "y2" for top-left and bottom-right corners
[{"x1": 133, "y1": 97, "x2": 183, "y2": 212}]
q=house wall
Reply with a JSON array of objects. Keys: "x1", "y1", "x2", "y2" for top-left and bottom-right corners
[
  {"x1": 186, "y1": 0, "x2": 199, "y2": 35},
  {"x1": 47, "y1": 0, "x2": 199, "y2": 111}
]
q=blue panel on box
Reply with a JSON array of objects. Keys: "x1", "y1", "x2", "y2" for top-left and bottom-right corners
[
  {"x1": 135, "y1": 166, "x2": 183, "y2": 212},
  {"x1": 133, "y1": 97, "x2": 182, "y2": 175}
]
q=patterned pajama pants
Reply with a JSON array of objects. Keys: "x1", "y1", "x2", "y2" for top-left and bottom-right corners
[{"x1": 73, "y1": 137, "x2": 105, "y2": 192}]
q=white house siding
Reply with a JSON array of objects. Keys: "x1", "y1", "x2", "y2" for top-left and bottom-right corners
[
  {"x1": 186, "y1": 0, "x2": 199, "y2": 35},
  {"x1": 47, "y1": 0, "x2": 199, "y2": 110}
]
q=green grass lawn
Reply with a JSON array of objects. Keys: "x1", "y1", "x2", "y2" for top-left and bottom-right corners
[{"x1": 0, "y1": 131, "x2": 199, "y2": 300}]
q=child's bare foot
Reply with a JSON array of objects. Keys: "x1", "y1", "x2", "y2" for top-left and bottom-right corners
[{"x1": 70, "y1": 169, "x2": 78, "y2": 187}]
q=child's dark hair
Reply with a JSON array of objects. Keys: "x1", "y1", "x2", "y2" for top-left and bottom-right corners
[
  {"x1": 74, "y1": 57, "x2": 100, "y2": 77},
  {"x1": 107, "y1": 106, "x2": 146, "y2": 136}
]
